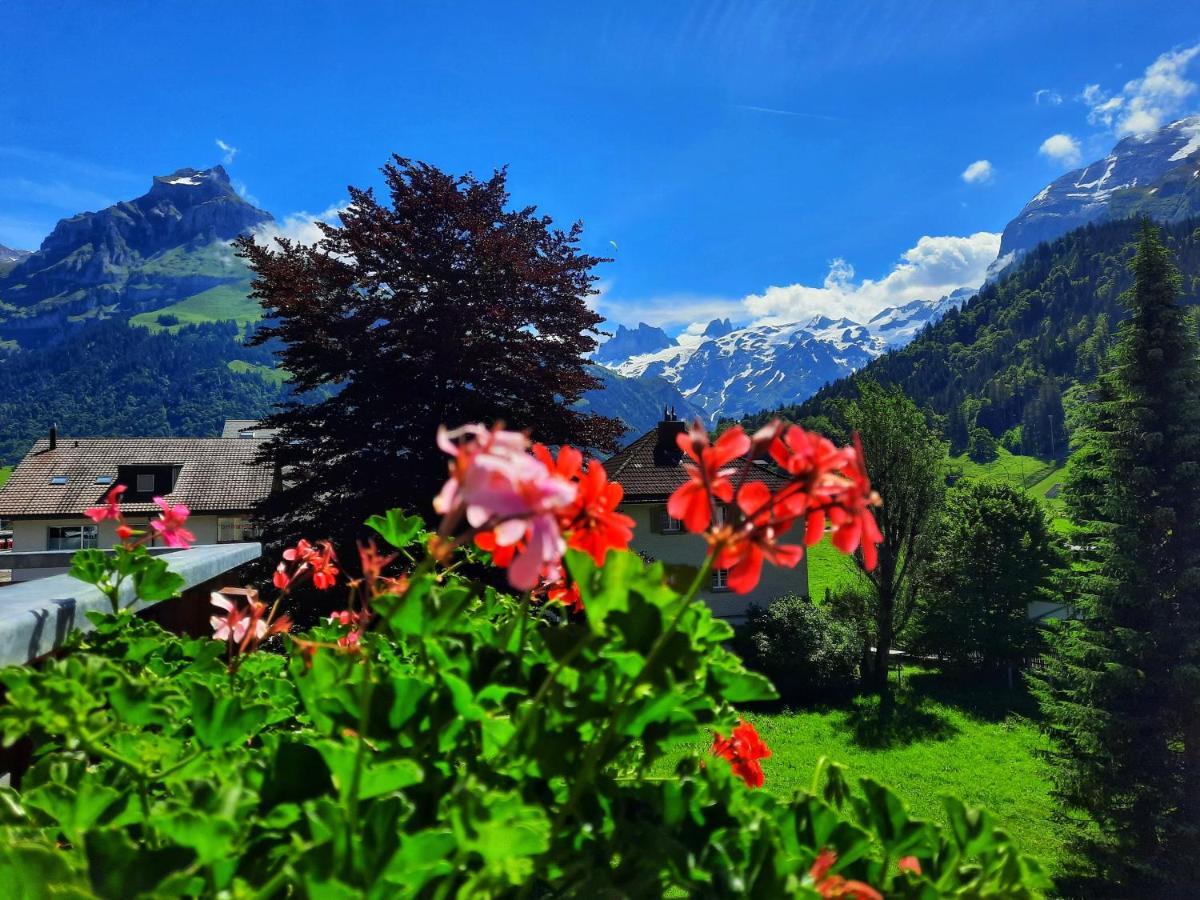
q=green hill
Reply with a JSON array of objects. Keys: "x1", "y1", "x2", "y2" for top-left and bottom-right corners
[{"x1": 789, "y1": 216, "x2": 1200, "y2": 457}]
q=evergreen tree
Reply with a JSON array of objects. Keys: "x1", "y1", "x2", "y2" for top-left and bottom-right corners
[
  {"x1": 1034, "y1": 224, "x2": 1200, "y2": 888},
  {"x1": 236, "y1": 158, "x2": 623, "y2": 549},
  {"x1": 844, "y1": 381, "x2": 946, "y2": 709}
]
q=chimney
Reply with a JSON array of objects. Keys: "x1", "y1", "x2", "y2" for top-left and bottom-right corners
[
  {"x1": 653, "y1": 409, "x2": 686, "y2": 466},
  {"x1": 49, "y1": 424, "x2": 57, "y2": 451}
]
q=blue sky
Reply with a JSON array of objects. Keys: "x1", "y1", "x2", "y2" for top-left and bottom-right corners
[{"x1": 2, "y1": 1, "x2": 1198, "y2": 332}]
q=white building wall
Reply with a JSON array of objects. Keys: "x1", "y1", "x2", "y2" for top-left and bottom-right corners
[
  {"x1": 623, "y1": 503, "x2": 809, "y2": 623},
  {"x1": 11, "y1": 515, "x2": 224, "y2": 552}
]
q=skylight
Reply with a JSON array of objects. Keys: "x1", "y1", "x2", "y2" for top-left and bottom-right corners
[
  {"x1": 95, "y1": 475, "x2": 113, "y2": 485},
  {"x1": 49, "y1": 475, "x2": 68, "y2": 485}
]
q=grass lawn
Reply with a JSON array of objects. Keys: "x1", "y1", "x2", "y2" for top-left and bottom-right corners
[
  {"x1": 654, "y1": 667, "x2": 1070, "y2": 877},
  {"x1": 0, "y1": 465, "x2": 10, "y2": 488},
  {"x1": 130, "y1": 282, "x2": 261, "y2": 334}
]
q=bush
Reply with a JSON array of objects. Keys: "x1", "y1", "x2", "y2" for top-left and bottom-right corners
[
  {"x1": 739, "y1": 594, "x2": 861, "y2": 702},
  {"x1": 967, "y1": 426, "x2": 1000, "y2": 462}
]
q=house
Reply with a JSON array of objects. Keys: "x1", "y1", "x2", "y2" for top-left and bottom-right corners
[
  {"x1": 603, "y1": 413, "x2": 809, "y2": 622},
  {"x1": 0, "y1": 424, "x2": 275, "y2": 556}
]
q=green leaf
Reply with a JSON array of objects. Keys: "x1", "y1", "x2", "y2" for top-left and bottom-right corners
[
  {"x1": 188, "y1": 681, "x2": 268, "y2": 749},
  {"x1": 0, "y1": 841, "x2": 93, "y2": 899},
  {"x1": 155, "y1": 810, "x2": 238, "y2": 864},
  {"x1": 130, "y1": 554, "x2": 185, "y2": 602},
  {"x1": 365, "y1": 509, "x2": 426, "y2": 550},
  {"x1": 68, "y1": 550, "x2": 109, "y2": 588}
]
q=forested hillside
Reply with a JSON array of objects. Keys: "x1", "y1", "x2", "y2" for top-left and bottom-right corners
[
  {"x1": 0, "y1": 318, "x2": 286, "y2": 462},
  {"x1": 776, "y1": 217, "x2": 1200, "y2": 456}
]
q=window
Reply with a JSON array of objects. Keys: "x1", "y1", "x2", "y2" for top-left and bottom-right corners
[
  {"x1": 49, "y1": 475, "x2": 68, "y2": 485},
  {"x1": 711, "y1": 568, "x2": 730, "y2": 591},
  {"x1": 237, "y1": 430, "x2": 255, "y2": 439},
  {"x1": 136, "y1": 473, "x2": 156, "y2": 493},
  {"x1": 217, "y1": 517, "x2": 262, "y2": 543},
  {"x1": 47, "y1": 525, "x2": 98, "y2": 551},
  {"x1": 661, "y1": 509, "x2": 683, "y2": 533},
  {"x1": 95, "y1": 475, "x2": 113, "y2": 485}
]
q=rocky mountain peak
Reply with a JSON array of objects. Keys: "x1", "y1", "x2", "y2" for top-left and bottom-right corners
[
  {"x1": 594, "y1": 321, "x2": 677, "y2": 364},
  {"x1": 994, "y1": 116, "x2": 1200, "y2": 272}
]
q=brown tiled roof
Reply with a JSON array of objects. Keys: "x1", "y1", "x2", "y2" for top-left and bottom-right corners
[
  {"x1": 0, "y1": 438, "x2": 273, "y2": 518},
  {"x1": 603, "y1": 426, "x2": 790, "y2": 503}
]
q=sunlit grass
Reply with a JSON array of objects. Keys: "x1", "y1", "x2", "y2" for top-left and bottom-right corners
[{"x1": 654, "y1": 667, "x2": 1072, "y2": 877}]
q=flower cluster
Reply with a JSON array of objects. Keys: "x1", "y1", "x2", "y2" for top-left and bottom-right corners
[
  {"x1": 711, "y1": 719, "x2": 772, "y2": 788},
  {"x1": 274, "y1": 539, "x2": 340, "y2": 590},
  {"x1": 84, "y1": 485, "x2": 196, "y2": 550},
  {"x1": 669, "y1": 420, "x2": 882, "y2": 593},
  {"x1": 808, "y1": 849, "x2": 883, "y2": 899},
  {"x1": 434, "y1": 424, "x2": 633, "y2": 595},
  {"x1": 210, "y1": 587, "x2": 291, "y2": 653}
]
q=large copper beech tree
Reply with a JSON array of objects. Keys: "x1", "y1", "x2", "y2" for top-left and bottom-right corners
[{"x1": 236, "y1": 158, "x2": 623, "y2": 550}]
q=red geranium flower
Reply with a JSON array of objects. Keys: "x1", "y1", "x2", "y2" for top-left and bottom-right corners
[
  {"x1": 715, "y1": 482, "x2": 804, "y2": 594},
  {"x1": 827, "y1": 434, "x2": 883, "y2": 571},
  {"x1": 562, "y1": 460, "x2": 635, "y2": 564},
  {"x1": 809, "y1": 849, "x2": 883, "y2": 900},
  {"x1": 668, "y1": 422, "x2": 750, "y2": 533},
  {"x1": 711, "y1": 719, "x2": 771, "y2": 788}
]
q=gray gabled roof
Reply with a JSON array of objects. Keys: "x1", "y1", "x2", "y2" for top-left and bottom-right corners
[{"x1": 0, "y1": 438, "x2": 273, "y2": 518}]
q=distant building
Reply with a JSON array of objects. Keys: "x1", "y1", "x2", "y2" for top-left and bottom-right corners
[
  {"x1": 0, "y1": 423, "x2": 275, "y2": 556},
  {"x1": 603, "y1": 413, "x2": 809, "y2": 622}
]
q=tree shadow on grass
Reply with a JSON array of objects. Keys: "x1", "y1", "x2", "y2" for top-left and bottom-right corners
[
  {"x1": 845, "y1": 691, "x2": 960, "y2": 750},
  {"x1": 903, "y1": 669, "x2": 1041, "y2": 724}
]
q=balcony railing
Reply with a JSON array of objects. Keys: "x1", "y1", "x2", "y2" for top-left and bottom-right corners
[{"x1": 0, "y1": 543, "x2": 261, "y2": 666}]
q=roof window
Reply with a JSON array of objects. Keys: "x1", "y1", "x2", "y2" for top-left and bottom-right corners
[
  {"x1": 49, "y1": 475, "x2": 68, "y2": 485},
  {"x1": 95, "y1": 475, "x2": 113, "y2": 485}
]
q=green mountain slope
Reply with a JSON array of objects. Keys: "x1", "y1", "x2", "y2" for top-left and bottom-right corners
[{"x1": 786, "y1": 217, "x2": 1200, "y2": 456}]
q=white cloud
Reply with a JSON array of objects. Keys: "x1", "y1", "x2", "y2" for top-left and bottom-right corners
[
  {"x1": 215, "y1": 138, "x2": 239, "y2": 165},
  {"x1": 1081, "y1": 44, "x2": 1200, "y2": 135},
  {"x1": 1034, "y1": 89, "x2": 1063, "y2": 106},
  {"x1": 249, "y1": 204, "x2": 347, "y2": 247},
  {"x1": 1039, "y1": 133, "x2": 1082, "y2": 166},
  {"x1": 742, "y1": 232, "x2": 1001, "y2": 324},
  {"x1": 961, "y1": 159, "x2": 994, "y2": 184}
]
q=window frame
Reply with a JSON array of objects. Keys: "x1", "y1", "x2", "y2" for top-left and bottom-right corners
[
  {"x1": 136, "y1": 473, "x2": 156, "y2": 494},
  {"x1": 47, "y1": 524, "x2": 98, "y2": 551},
  {"x1": 660, "y1": 509, "x2": 684, "y2": 534},
  {"x1": 711, "y1": 568, "x2": 730, "y2": 592}
]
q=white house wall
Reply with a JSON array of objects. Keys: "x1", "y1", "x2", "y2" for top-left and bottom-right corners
[{"x1": 623, "y1": 504, "x2": 809, "y2": 623}]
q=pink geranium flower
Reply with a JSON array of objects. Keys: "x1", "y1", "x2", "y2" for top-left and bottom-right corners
[
  {"x1": 151, "y1": 497, "x2": 195, "y2": 549},
  {"x1": 210, "y1": 593, "x2": 267, "y2": 644},
  {"x1": 436, "y1": 424, "x2": 577, "y2": 591},
  {"x1": 85, "y1": 484, "x2": 127, "y2": 524}
]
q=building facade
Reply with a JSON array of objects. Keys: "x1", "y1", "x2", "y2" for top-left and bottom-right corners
[
  {"x1": 0, "y1": 427, "x2": 274, "y2": 558},
  {"x1": 603, "y1": 415, "x2": 808, "y2": 623}
]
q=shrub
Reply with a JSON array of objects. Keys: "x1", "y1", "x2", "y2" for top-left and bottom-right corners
[
  {"x1": 967, "y1": 426, "x2": 1000, "y2": 462},
  {"x1": 0, "y1": 421, "x2": 1050, "y2": 896},
  {"x1": 739, "y1": 594, "x2": 860, "y2": 701}
]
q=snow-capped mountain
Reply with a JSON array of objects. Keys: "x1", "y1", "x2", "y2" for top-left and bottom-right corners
[
  {"x1": 0, "y1": 244, "x2": 30, "y2": 267},
  {"x1": 990, "y1": 116, "x2": 1200, "y2": 277},
  {"x1": 597, "y1": 287, "x2": 976, "y2": 423}
]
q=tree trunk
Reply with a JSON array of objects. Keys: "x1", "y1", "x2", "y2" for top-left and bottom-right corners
[{"x1": 873, "y1": 585, "x2": 894, "y2": 705}]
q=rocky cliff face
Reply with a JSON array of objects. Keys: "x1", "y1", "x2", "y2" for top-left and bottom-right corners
[
  {"x1": 593, "y1": 321, "x2": 676, "y2": 364},
  {"x1": 0, "y1": 167, "x2": 272, "y2": 340}
]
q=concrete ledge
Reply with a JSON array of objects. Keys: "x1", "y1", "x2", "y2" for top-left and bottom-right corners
[{"x1": 0, "y1": 543, "x2": 261, "y2": 666}]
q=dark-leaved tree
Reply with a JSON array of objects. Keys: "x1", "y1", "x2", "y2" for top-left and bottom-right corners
[
  {"x1": 1033, "y1": 223, "x2": 1200, "y2": 889},
  {"x1": 236, "y1": 158, "x2": 623, "y2": 549}
]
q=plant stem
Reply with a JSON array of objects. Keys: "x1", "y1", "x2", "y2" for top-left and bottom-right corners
[{"x1": 343, "y1": 649, "x2": 374, "y2": 878}]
